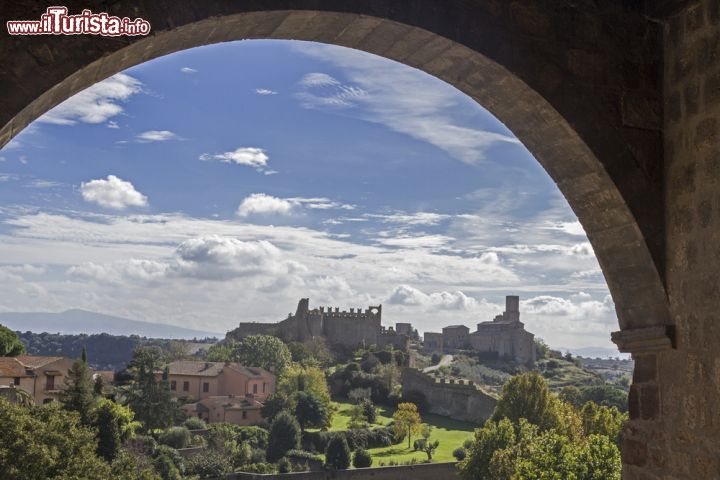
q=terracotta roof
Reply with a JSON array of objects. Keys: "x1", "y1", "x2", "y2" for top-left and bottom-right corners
[
  {"x1": 0, "y1": 358, "x2": 25, "y2": 377},
  {"x1": 164, "y1": 361, "x2": 271, "y2": 378},
  {"x1": 16, "y1": 355, "x2": 65, "y2": 368}
]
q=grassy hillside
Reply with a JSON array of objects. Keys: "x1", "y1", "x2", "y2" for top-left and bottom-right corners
[{"x1": 325, "y1": 399, "x2": 475, "y2": 465}]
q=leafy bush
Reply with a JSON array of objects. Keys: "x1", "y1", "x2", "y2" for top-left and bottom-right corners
[
  {"x1": 153, "y1": 453, "x2": 182, "y2": 480},
  {"x1": 153, "y1": 445, "x2": 185, "y2": 474},
  {"x1": 304, "y1": 426, "x2": 394, "y2": 452},
  {"x1": 348, "y1": 387, "x2": 372, "y2": 403},
  {"x1": 240, "y1": 462, "x2": 278, "y2": 474},
  {"x1": 431, "y1": 352, "x2": 442, "y2": 364},
  {"x1": 353, "y1": 448, "x2": 373, "y2": 468},
  {"x1": 453, "y1": 447, "x2": 466, "y2": 460},
  {"x1": 286, "y1": 449, "x2": 322, "y2": 462},
  {"x1": 361, "y1": 353, "x2": 380, "y2": 373},
  {"x1": 185, "y1": 450, "x2": 232, "y2": 478},
  {"x1": 325, "y1": 435, "x2": 351, "y2": 470},
  {"x1": 183, "y1": 417, "x2": 207, "y2": 430},
  {"x1": 277, "y1": 457, "x2": 292, "y2": 473},
  {"x1": 157, "y1": 426, "x2": 191, "y2": 449}
]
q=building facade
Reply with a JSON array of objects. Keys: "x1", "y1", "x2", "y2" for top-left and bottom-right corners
[
  {"x1": 163, "y1": 361, "x2": 275, "y2": 401},
  {"x1": 425, "y1": 296, "x2": 535, "y2": 365},
  {"x1": 0, "y1": 355, "x2": 74, "y2": 405}
]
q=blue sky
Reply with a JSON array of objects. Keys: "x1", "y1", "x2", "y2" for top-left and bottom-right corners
[{"x1": 0, "y1": 40, "x2": 618, "y2": 351}]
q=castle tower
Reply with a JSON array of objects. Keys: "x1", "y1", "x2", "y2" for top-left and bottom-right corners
[{"x1": 504, "y1": 295, "x2": 520, "y2": 323}]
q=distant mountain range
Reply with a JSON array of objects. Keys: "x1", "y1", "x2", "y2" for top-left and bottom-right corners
[{"x1": 0, "y1": 309, "x2": 222, "y2": 339}]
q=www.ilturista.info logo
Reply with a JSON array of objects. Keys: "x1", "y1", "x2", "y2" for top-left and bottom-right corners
[{"x1": 7, "y1": 6, "x2": 151, "y2": 36}]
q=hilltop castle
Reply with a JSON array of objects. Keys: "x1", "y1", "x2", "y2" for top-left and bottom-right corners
[
  {"x1": 228, "y1": 298, "x2": 413, "y2": 350},
  {"x1": 423, "y1": 295, "x2": 536, "y2": 365}
]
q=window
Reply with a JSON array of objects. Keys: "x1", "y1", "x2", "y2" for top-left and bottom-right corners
[
  {"x1": 242, "y1": 411, "x2": 247, "y2": 419},
  {"x1": 203, "y1": 382, "x2": 209, "y2": 393},
  {"x1": 262, "y1": 382, "x2": 266, "y2": 393},
  {"x1": 13, "y1": 377, "x2": 20, "y2": 386},
  {"x1": 45, "y1": 375, "x2": 55, "y2": 390},
  {"x1": 183, "y1": 381, "x2": 189, "y2": 391},
  {"x1": 170, "y1": 380, "x2": 176, "y2": 391},
  {"x1": 253, "y1": 383, "x2": 257, "y2": 394},
  {"x1": 43, "y1": 398, "x2": 53, "y2": 404}
]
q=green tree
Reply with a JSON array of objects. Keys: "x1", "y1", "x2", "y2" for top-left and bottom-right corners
[
  {"x1": 266, "y1": 410, "x2": 301, "y2": 462},
  {"x1": 361, "y1": 398, "x2": 377, "y2": 423},
  {"x1": 0, "y1": 324, "x2": 25, "y2": 356},
  {"x1": 0, "y1": 398, "x2": 111, "y2": 480},
  {"x1": 491, "y1": 372, "x2": 561, "y2": 431},
  {"x1": 233, "y1": 335, "x2": 291, "y2": 374},
  {"x1": 294, "y1": 390, "x2": 329, "y2": 432},
  {"x1": 126, "y1": 348, "x2": 177, "y2": 431},
  {"x1": 95, "y1": 401, "x2": 121, "y2": 462},
  {"x1": 352, "y1": 448, "x2": 373, "y2": 468},
  {"x1": 458, "y1": 418, "x2": 516, "y2": 480},
  {"x1": 62, "y1": 347, "x2": 96, "y2": 425},
  {"x1": 94, "y1": 375, "x2": 104, "y2": 396},
  {"x1": 260, "y1": 392, "x2": 291, "y2": 422},
  {"x1": 422, "y1": 439, "x2": 440, "y2": 460},
  {"x1": 205, "y1": 340, "x2": 236, "y2": 363},
  {"x1": 392, "y1": 402, "x2": 422, "y2": 449},
  {"x1": 94, "y1": 398, "x2": 140, "y2": 463},
  {"x1": 324, "y1": 435, "x2": 351, "y2": 470},
  {"x1": 580, "y1": 401, "x2": 628, "y2": 447}
]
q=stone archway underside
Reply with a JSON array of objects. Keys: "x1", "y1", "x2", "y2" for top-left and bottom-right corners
[{"x1": 0, "y1": 1, "x2": 673, "y2": 352}]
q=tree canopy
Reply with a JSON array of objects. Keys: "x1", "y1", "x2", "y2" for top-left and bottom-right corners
[
  {"x1": 392, "y1": 402, "x2": 422, "y2": 448},
  {"x1": 232, "y1": 335, "x2": 292, "y2": 374},
  {"x1": 0, "y1": 324, "x2": 25, "y2": 356}
]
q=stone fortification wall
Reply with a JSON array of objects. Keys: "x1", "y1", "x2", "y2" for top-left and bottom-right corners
[{"x1": 401, "y1": 368, "x2": 496, "y2": 424}]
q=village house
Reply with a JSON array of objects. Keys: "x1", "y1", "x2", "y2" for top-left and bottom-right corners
[
  {"x1": 163, "y1": 360, "x2": 275, "y2": 425},
  {"x1": 0, "y1": 355, "x2": 74, "y2": 405}
]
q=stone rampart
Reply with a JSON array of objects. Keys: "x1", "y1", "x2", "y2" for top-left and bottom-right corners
[{"x1": 401, "y1": 368, "x2": 496, "y2": 424}]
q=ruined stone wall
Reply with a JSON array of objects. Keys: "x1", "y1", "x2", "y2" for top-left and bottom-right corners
[
  {"x1": 322, "y1": 312, "x2": 381, "y2": 348},
  {"x1": 401, "y1": 368, "x2": 496, "y2": 424},
  {"x1": 622, "y1": 2, "x2": 720, "y2": 478}
]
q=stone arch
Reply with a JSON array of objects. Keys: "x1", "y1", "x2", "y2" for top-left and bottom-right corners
[{"x1": 0, "y1": 2, "x2": 673, "y2": 352}]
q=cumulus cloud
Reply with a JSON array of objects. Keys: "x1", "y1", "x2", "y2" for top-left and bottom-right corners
[
  {"x1": 39, "y1": 73, "x2": 142, "y2": 125},
  {"x1": 107, "y1": 121, "x2": 120, "y2": 129},
  {"x1": 387, "y1": 285, "x2": 480, "y2": 310},
  {"x1": 569, "y1": 242, "x2": 594, "y2": 256},
  {"x1": 80, "y1": 175, "x2": 148, "y2": 210},
  {"x1": 255, "y1": 88, "x2": 278, "y2": 95},
  {"x1": 180, "y1": 67, "x2": 198, "y2": 74},
  {"x1": 236, "y1": 194, "x2": 296, "y2": 217},
  {"x1": 136, "y1": 130, "x2": 177, "y2": 142},
  {"x1": 236, "y1": 194, "x2": 354, "y2": 218},
  {"x1": 69, "y1": 259, "x2": 169, "y2": 284},
  {"x1": 174, "y1": 236, "x2": 300, "y2": 280},
  {"x1": 199, "y1": 147, "x2": 270, "y2": 172}
]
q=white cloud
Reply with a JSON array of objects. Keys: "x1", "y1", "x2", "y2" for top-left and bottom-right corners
[
  {"x1": 387, "y1": 285, "x2": 480, "y2": 310},
  {"x1": 38, "y1": 73, "x2": 142, "y2": 125},
  {"x1": 107, "y1": 121, "x2": 120, "y2": 129},
  {"x1": 365, "y1": 212, "x2": 450, "y2": 226},
  {"x1": 236, "y1": 193, "x2": 296, "y2": 217},
  {"x1": 298, "y1": 73, "x2": 340, "y2": 87},
  {"x1": 174, "y1": 236, "x2": 300, "y2": 280},
  {"x1": 26, "y1": 179, "x2": 62, "y2": 188},
  {"x1": 80, "y1": 175, "x2": 148, "y2": 210},
  {"x1": 569, "y1": 242, "x2": 594, "y2": 256},
  {"x1": 199, "y1": 147, "x2": 270, "y2": 172},
  {"x1": 19, "y1": 156, "x2": 28, "y2": 165},
  {"x1": 255, "y1": 88, "x2": 278, "y2": 95},
  {"x1": 180, "y1": 67, "x2": 198, "y2": 74},
  {"x1": 136, "y1": 130, "x2": 177, "y2": 142},
  {"x1": 236, "y1": 194, "x2": 354, "y2": 217},
  {"x1": 293, "y1": 45, "x2": 521, "y2": 164}
]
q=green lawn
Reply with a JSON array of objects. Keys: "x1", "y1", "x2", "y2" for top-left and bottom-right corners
[{"x1": 326, "y1": 399, "x2": 476, "y2": 465}]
